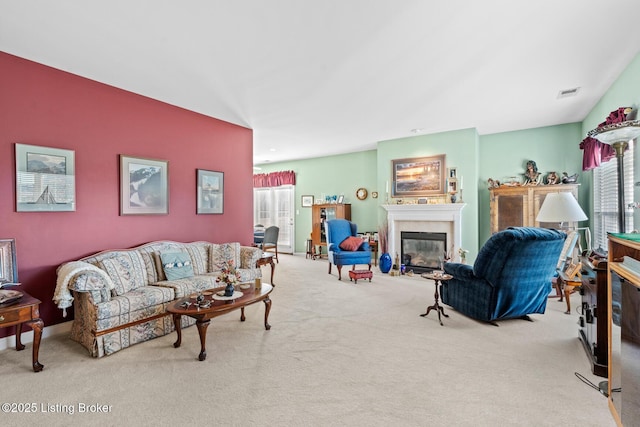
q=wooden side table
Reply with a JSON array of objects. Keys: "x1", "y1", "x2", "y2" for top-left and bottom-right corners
[
  {"x1": 368, "y1": 240, "x2": 378, "y2": 266},
  {"x1": 420, "y1": 272, "x2": 453, "y2": 326},
  {"x1": 256, "y1": 253, "x2": 276, "y2": 285},
  {"x1": 0, "y1": 289, "x2": 44, "y2": 372}
]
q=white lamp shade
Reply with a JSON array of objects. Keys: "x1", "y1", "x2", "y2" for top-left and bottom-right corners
[{"x1": 536, "y1": 192, "x2": 587, "y2": 223}]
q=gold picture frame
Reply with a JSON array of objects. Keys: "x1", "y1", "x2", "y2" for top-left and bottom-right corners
[{"x1": 391, "y1": 155, "x2": 446, "y2": 197}]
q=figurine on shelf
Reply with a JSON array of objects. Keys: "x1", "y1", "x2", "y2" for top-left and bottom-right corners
[
  {"x1": 545, "y1": 171, "x2": 560, "y2": 185},
  {"x1": 561, "y1": 172, "x2": 578, "y2": 184},
  {"x1": 487, "y1": 178, "x2": 500, "y2": 189},
  {"x1": 523, "y1": 160, "x2": 542, "y2": 185}
]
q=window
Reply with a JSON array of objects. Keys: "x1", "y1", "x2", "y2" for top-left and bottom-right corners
[{"x1": 593, "y1": 140, "x2": 634, "y2": 251}]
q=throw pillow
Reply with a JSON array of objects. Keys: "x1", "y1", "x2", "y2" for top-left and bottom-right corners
[
  {"x1": 160, "y1": 251, "x2": 195, "y2": 281},
  {"x1": 99, "y1": 251, "x2": 148, "y2": 296},
  {"x1": 339, "y1": 236, "x2": 364, "y2": 251}
]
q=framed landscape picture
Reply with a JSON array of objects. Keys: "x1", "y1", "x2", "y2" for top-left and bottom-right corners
[
  {"x1": 197, "y1": 169, "x2": 223, "y2": 214},
  {"x1": 301, "y1": 195, "x2": 313, "y2": 207},
  {"x1": 15, "y1": 143, "x2": 76, "y2": 212},
  {"x1": 391, "y1": 155, "x2": 445, "y2": 197},
  {"x1": 120, "y1": 155, "x2": 169, "y2": 215}
]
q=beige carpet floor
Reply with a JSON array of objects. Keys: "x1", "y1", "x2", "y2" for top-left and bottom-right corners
[{"x1": 0, "y1": 254, "x2": 616, "y2": 426}]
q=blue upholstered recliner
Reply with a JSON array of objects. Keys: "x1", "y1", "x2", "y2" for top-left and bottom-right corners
[
  {"x1": 326, "y1": 219, "x2": 372, "y2": 280},
  {"x1": 441, "y1": 227, "x2": 566, "y2": 324}
]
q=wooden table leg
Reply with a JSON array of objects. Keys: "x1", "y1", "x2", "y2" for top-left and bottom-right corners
[
  {"x1": 172, "y1": 313, "x2": 182, "y2": 348},
  {"x1": 27, "y1": 319, "x2": 44, "y2": 372},
  {"x1": 196, "y1": 319, "x2": 210, "y2": 361},
  {"x1": 263, "y1": 297, "x2": 272, "y2": 330},
  {"x1": 269, "y1": 258, "x2": 275, "y2": 285},
  {"x1": 564, "y1": 285, "x2": 574, "y2": 314},
  {"x1": 240, "y1": 307, "x2": 246, "y2": 322},
  {"x1": 420, "y1": 279, "x2": 449, "y2": 326},
  {"x1": 15, "y1": 322, "x2": 25, "y2": 351}
]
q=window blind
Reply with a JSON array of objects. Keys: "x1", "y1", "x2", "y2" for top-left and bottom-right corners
[{"x1": 593, "y1": 140, "x2": 634, "y2": 251}]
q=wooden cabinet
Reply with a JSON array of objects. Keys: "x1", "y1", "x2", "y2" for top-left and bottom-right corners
[
  {"x1": 311, "y1": 204, "x2": 351, "y2": 248},
  {"x1": 578, "y1": 256, "x2": 608, "y2": 377},
  {"x1": 489, "y1": 184, "x2": 579, "y2": 233},
  {"x1": 607, "y1": 234, "x2": 640, "y2": 426}
]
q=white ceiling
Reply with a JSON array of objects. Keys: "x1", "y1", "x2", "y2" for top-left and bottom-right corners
[{"x1": 1, "y1": 1, "x2": 639, "y2": 165}]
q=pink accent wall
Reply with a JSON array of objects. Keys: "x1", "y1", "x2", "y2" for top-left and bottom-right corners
[{"x1": 0, "y1": 52, "x2": 254, "y2": 336}]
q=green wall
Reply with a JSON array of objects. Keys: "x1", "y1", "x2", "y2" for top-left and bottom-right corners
[
  {"x1": 580, "y1": 53, "x2": 640, "y2": 228},
  {"x1": 257, "y1": 150, "x2": 379, "y2": 253},
  {"x1": 377, "y1": 128, "x2": 480, "y2": 260},
  {"x1": 260, "y1": 52, "x2": 640, "y2": 258},
  {"x1": 477, "y1": 123, "x2": 584, "y2": 245}
]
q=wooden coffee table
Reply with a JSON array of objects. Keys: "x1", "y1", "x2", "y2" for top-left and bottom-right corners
[{"x1": 166, "y1": 283, "x2": 273, "y2": 361}]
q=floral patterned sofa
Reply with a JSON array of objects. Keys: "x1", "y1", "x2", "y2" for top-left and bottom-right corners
[{"x1": 54, "y1": 241, "x2": 262, "y2": 357}]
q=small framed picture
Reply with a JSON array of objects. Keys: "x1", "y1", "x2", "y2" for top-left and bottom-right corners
[
  {"x1": 0, "y1": 239, "x2": 18, "y2": 284},
  {"x1": 371, "y1": 191, "x2": 378, "y2": 199},
  {"x1": 337, "y1": 195, "x2": 344, "y2": 204},
  {"x1": 301, "y1": 195, "x2": 313, "y2": 207},
  {"x1": 197, "y1": 169, "x2": 224, "y2": 214},
  {"x1": 448, "y1": 167, "x2": 457, "y2": 179},
  {"x1": 120, "y1": 155, "x2": 169, "y2": 215}
]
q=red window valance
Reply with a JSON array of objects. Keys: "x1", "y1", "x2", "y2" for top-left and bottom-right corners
[{"x1": 253, "y1": 170, "x2": 296, "y2": 188}]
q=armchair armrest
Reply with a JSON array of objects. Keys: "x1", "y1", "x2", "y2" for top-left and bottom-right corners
[
  {"x1": 55, "y1": 261, "x2": 116, "y2": 315},
  {"x1": 443, "y1": 262, "x2": 475, "y2": 280}
]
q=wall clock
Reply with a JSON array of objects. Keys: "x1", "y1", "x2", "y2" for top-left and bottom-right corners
[{"x1": 356, "y1": 188, "x2": 368, "y2": 200}]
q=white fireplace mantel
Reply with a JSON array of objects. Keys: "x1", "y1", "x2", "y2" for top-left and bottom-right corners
[{"x1": 382, "y1": 203, "x2": 466, "y2": 263}]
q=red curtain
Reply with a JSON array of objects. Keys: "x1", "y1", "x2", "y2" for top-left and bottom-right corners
[{"x1": 253, "y1": 170, "x2": 296, "y2": 188}]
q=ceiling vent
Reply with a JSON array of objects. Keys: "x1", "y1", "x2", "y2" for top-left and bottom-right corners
[{"x1": 557, "y1": 87, "x2": 580, "y2": 99}]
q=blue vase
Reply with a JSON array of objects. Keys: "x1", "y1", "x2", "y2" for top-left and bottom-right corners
[{"x1": 379, "y1": 253, "x2": 392, "y2": 273}]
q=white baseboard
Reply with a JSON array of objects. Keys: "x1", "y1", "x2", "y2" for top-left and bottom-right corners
[{"x1": 0, "y1": 320, "x2": 72, "y2": 352}]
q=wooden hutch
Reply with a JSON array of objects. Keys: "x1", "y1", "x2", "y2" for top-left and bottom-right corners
[
  {"x1": 311, "y1": 203, "x2": 351, "y2": 252},
  {"x1": 489, "y1": 184, "x2": 580, "y2": 233}
]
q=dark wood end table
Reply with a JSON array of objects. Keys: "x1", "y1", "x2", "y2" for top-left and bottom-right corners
[
  {"x1": 0, "y1": 289, "x2": 44, "y2": 372},
  {"x1": 256, "y1": 253, "x2": 276, "y2": 285},
  {"x1": 166, "y1": 283, "x2": 273, "y2": 361},
  {"x1": 420, "y1": 272, "x2": 453, "y2": 326}
]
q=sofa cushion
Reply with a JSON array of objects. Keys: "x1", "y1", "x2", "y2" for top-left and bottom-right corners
[
  {"x1": 160, "y1": 251, "x2": 195, "y2": 281},
  {"x1": 95, "y1": 285, "x2": 175, "y2": 321},
  {"x1": 99, "y1": 252, "x2": 148, "y2": 296},
  {"x1": 153, "y1": 275, "x2": 220, "y2": 298},
  {"x1": 339, "y1": 236, "x2": 364, "y2": 251},
  {"x1": 183, "y1": 242, "x2": 209, "y2": 275},
  {"x1": 209, "y1": 242, "x2": 240, "y2": 272}
]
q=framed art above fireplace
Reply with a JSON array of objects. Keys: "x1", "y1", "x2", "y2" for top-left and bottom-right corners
[{"x1": 391, "y1": 155, "x2": 445, "y2": 198}]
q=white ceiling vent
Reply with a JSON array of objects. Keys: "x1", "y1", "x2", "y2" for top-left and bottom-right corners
[{"x1": 557, "y1": 87, "x2": 581, "y2": 99}]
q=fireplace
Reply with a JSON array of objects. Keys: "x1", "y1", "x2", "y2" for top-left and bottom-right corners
[
  {"x1": 401, "y1": 231, "x2": 447, "y2": 273},
  {"x1": 383, "y1": 203, "x2": 465, "y2": 264}
]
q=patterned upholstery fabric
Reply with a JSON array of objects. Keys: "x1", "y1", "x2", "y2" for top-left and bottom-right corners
[
  {"x1": 154, "y1": 275, "x2": 219, "y2": 299},
  {"x1": 99, "y1": 251, "x2": 148, "y2": 296},
  {"x1": 442, "y1": 227, "x2": 566, "y2": 323},
  {"x1": 210, "y1": 242, "x2": 241, "y2": 271},
  {"x1": 61, "y1": 240, "x2": 262, "y2": 357},
  {"x1": 183, "y1": 242, "x2": 209, "y2": 275}
]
